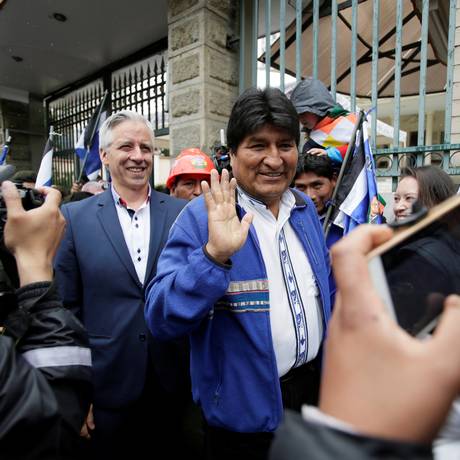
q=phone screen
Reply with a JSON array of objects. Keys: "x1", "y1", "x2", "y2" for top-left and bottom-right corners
[{"x1": 369, "y1": 204, "x2": 460, "y2": 337}]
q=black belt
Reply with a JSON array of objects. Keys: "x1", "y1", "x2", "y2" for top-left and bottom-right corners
[
  {"x1": 280, "y1": 360, "x2": 318, "y2": 384},
  {"x1": 279, "y1": 358, "x2": 321, "y2": 410}
]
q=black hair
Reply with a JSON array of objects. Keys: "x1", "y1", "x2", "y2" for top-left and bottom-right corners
[
  {"x1": 400, "y1": 165, "x2": 456, "y2": 209},
  {"x1": 295, "y1": 154, "x2": 337, "y2": 181},
  {"x1": 226, "y1": 87, "x2": 300, "y2": 153}
]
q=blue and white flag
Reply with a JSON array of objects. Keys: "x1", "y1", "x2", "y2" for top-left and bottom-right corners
[
  {"x1": 35, "y1": 137, "x2": 53, "y2": 188},
  {"x1": 332, "y1": 117, "x2": 382, "y2": 234},
  {"x1": 0, "y1": 136, "x2": 11, "y2": 165},
  {"x1": 75, "y1": 94, "x2": 109, "y2": 180}
]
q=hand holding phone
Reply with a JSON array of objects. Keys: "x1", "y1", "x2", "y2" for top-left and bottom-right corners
[{"x1": 368, "y1": 195, "x2": 460, "y2": 337}]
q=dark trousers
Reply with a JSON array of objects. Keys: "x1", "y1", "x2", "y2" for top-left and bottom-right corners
[
  {"x1": 83, "y1": 366, "x2": 191, "y2": 459},
  {"x1": 204, "y1": 358, "x2": 321, "y2": 460}
]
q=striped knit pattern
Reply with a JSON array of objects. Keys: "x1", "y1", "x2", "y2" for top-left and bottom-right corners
[{"x1": 216, "y1": 279, "x2": 269, "y2": 312}]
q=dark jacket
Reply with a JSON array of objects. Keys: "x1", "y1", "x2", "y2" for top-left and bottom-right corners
[
  {"x1": 54, "y1": 188, "x2": 186, "y2": 408},
  {"x1": 270, "y1": 410, "x2": 432, "y2": 460},
  {"x1": 0, "y1": 281, "x2": 92, "y2": 459}
]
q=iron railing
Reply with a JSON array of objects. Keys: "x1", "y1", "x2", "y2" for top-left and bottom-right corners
[
  {"x1": 239, "y1": 0, "x2": 459, "y2": 185},
  {"x1": 45, "y1": 45, "x2": 167, "y2": 189}
]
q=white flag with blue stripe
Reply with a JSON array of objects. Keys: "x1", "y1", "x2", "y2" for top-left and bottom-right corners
[
  {"x1": 75, "y1": 94, "x2": 109, "y2": 180},
  {"x1": 35, "y1": 137, "x2": 53, "y2": 188},
  {"x1": 332, "y1": 117, "x2": 382, "y2": 234},
  {"x1": 0, "y1": 143, "x2": 9, "y2": 165}
]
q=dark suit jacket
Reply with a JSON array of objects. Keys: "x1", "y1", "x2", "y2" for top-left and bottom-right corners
[
  {"x1": 54, "y1": 188, "x2": 185, "y2": 408},
  {"x1": 270, "y1": 410, "x2": 432, "y2": 460}
]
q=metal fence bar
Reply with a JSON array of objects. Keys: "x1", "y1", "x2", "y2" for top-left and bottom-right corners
[
  {"x1": 239, "y1": 0, "x2": 246, "y2": 94},
  {"x1": 312, "y1": 0, "x2": 319, "y2": 79},
  {"x1": 330, "y1": 0, "x2": 337, "y2": 100},
  {"x1": 417, "y1": 0, "x2": 429, "y2": 164},
  {"x1": 375, "y1": 145, "x2": 460, "y2": 178},
  {"x1": 393, "y1": 0, "x2": 403, "y2": 148},
  {"x1": 371, "y1": 0, "x2": 379, "y2": 149},
  {"x1": 252, "y1": 0, "x2": 259, "y2": 86},
  {"x1": 279, "y1": 0, "x2": 286, "y2": 92},
  {"x1": 376, "y1": 144, "x2": 460, "y2": 154},
  {"x1": 296, "y1": 0, "x2": 302, "y2": 81},
  {"x1": 265, "y1": 0, "x2": 271, "y2": 87},
  {"x1": 350, "y1": 0, "x2": 358, "y2": 112},
  {"x1": 47, "y1": 51, "x2": 168, "y2": 188},
  {"x1": 160, "y1": 57, "x2": 166, "y2": 128},
  {"x1": 444, "y1": 0, "x2": 457, "y2": 145}
]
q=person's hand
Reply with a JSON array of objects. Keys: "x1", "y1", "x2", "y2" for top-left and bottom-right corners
[
  {"x1": 71, "y1": 181, "x2": 82, "y2": 193},
  {"x1": 203, "y1": 169, "x2": 253, "y2": 264},
  {"x1": 2, "y1": 181, "x2": 66, "y2": 286},
  {"x1": 80, "y1": 404, "x2": 95, "y2": 440},
  {"x1": 319, "y1": 225, "x2": 460, "y2": 444},
  {"x1": 307, "y1": 148, "x2": 327, "y2": 156}
]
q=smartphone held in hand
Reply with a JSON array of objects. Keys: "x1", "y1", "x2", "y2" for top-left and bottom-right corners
[{"x1": 368, "y1": 195, "x2": 460, "y2": 338}]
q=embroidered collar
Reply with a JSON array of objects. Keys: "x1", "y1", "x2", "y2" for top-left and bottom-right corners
[{"x1": 236, "y1": 186, "x2": 296, "y2": 215}]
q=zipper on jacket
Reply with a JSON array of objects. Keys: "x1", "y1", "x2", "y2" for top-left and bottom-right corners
[{"x1": 214, "y1": 355, "x2": 223, "y2": 406}]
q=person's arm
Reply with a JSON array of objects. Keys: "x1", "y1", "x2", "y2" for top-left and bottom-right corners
[
  {"x1": 145, "y1": 169, "x2": 253, "y2": 339},
  {"x1": 1, "y1": 181, "x2": 92, "y2": 456},
  {"x1": 320, "y1": 225, "x2": 460, "y2": 444},
  {"x1": 305, "y1": 145, "x2": 346, "y2": 163},
  {"x1": 271, "y1": 409, "x2": 432, "y2": 460},
  {"x1": 0, "y1": 335, "x2": 64, "y2": 458},
  {"x1": 271, "y1": 225, "x2": 460, "y2": 459}
]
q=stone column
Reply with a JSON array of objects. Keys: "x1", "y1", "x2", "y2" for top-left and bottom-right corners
[
  {"x1": 168, "y1": 0, "x2": 239, "y2": 157},
  {"x1": 0, "y1": 90, "x2": 46, "y2": 172}
]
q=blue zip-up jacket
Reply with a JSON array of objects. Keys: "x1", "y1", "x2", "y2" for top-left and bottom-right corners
[{"x1": 145, "y1": 189, "x2": 334, "y2": 433}]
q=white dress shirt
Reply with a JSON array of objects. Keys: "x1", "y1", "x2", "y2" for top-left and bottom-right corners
[
  {"x1": 111, "y1": 185, "x2": 151, "y2": 285},
  {"x1": 237, "y1": 187, "x2": 324, "y2": 377}
]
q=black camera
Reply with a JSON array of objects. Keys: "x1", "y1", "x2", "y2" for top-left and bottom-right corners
[
  {"x1": 210, "y1": 142, "x2": 231, "y2": 175},
  {"x1": 0, "y1": 165, "x2": 45, "y2": 292}
]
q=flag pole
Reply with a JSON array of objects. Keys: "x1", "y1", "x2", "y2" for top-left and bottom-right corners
[
  {"x1": 48, "y1": 125, "x2": 54, "y2": 185},
  {"x1": 323, "y1": 110, "x2": 365, "y2": 239},
  {"x1": 78, "y1": 90, "x2": 109, "y2": 182}
]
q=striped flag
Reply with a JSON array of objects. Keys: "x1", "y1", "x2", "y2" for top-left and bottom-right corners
[
  {"x1": 332, "y1": 117, "x2": 382, "y2": 234},
  {"x1": 0, "y1": 136, "x2": 11, "y2": 165},
  {"x1": 35, "y1": 137, "x2": 54, "y2": 187},
  {"x1": 75, "y1": 93, "x2": 109, "y2": 181}
]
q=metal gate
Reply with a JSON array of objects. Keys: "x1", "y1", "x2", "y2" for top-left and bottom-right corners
[
  {"x1": 45, "y1": 43, "x2": 167, "y2": 189},
  {"x1": 238, "y1": 0, "x2": 460, "y2": 187}
]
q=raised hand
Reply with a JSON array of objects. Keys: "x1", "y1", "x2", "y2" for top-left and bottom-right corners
[
  {"x1": 2, "y1": 181, "x2": 66, "y2": 286},
  {"x1": 203, "y1": 169, "x2": 253, "y2": 264},
  {"x1": 306, "y1": 148, "x2": 327, "y2": 156}
]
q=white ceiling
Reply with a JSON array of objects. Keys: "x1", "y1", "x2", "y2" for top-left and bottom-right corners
[{"x1": 0, "y1": 0, "x2": 168, "y2": 97}]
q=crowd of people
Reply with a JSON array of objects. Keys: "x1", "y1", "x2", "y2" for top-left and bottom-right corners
[{"x1": 1, "y1": 78, "x2": 460, "y2": 460}]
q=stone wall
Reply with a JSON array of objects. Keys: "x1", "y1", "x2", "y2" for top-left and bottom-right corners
[
  {"x1": 168, "y1": 0, "x2": 239, "y2": 157},
  {"x1": 0, "y1": 94, "x2": 46, "y2": 173}
]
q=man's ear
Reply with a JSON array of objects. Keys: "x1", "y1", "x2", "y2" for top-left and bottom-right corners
[
  {"x1": 331, "y1": 174, "x2": 338, "y2": 187},
  {"x1": 229, "y1": 149, "x2": 235, "y2": 167},
  {"x1": 100, "y1": 148, "x2": 108, "y2": 166}
]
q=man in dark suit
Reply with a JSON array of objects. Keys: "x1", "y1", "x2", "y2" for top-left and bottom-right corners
[{"x1": 54, "y1": 110, "x2": 186, "y2": 458}]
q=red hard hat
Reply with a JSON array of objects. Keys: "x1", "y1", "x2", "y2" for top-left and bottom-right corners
[{"x1": 166, "y1": 149, "x2": 215, "y2": 190}]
